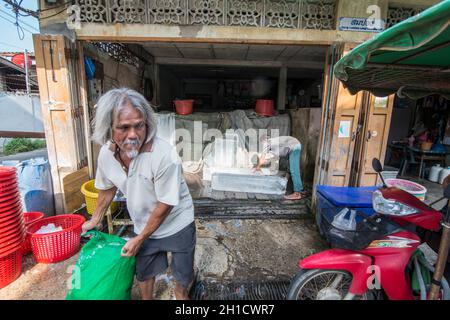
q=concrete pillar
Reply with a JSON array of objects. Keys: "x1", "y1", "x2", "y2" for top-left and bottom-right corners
[
  {"x1": 277, "y1": 67, "x2": 287, "y2": 111},
  {"x1": 153, "y1": 63, "x2": 160, "y2": 106},
  {"x1": 336, "y1": 0, "x2": 388, "y2": 30}
]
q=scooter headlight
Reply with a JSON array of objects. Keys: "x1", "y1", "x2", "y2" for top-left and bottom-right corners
[{"x1": 372, "y1": 190, "x2": 417, "y2": 216}]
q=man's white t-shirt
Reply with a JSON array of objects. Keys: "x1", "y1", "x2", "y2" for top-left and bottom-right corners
[{"x1": 95, "y1": 137, "x2": 195, "y2": 239}]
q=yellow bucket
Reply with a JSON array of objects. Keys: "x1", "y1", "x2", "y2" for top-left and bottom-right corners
[{"x1": 80, "y1": 180, "x2": 118, "y2": 216}]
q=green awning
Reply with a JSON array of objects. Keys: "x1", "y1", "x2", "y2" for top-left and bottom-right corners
[{"x1": 334, "y1": 0, "x2": 450, "y2": 99}]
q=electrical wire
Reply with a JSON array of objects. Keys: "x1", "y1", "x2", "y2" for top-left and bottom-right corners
[
  {"x1": 0, "y1": 8, "x2": 38, "y2": 32},
  {"x1": 1, "y1": 0, "x2": 35, "y2": 40},
  {"x1": 0, "y1": 13, "x2": 35, "y2": 33},
  {"x1": 0, "y1": 13, "x2": 35, "y2": 37},
  {"x1": 0, "y1": 41, "x2": 26, "y2": 50},
  {"x1": 1, "y1": 0, "x2": 37, "y2": 18},
  {"x1": 39, "y1": 2, "x2": 74, "y2": 20}
]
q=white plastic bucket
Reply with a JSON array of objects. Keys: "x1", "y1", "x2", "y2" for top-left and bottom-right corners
[{"x1": 385, "y1": 178, "x2": 427, "y2": 201}]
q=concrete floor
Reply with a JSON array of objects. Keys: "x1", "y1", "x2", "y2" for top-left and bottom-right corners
[{"x1": 0, "y1": 217, "x2": 326, "y2": 300}]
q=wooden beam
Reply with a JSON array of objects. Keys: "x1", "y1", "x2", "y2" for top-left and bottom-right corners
[
  {"x1": 76, "y1": 41, "x2": 94, "y2": 179},
  {"x1": 156, "y1": 57, "x2": 281, "y2": 67},
  {"x1": 75, "y1": 23, "x2": 376, "y2": 46},
  {"x1": 155, "y1": 57, "x2": 324, "y2": 69}
]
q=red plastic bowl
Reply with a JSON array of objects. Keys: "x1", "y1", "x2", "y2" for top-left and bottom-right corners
[
  {"x1": 0, "y1": 248, "x2": 22, "y2": 289},
  {"x1": 27, "y1": 214, "x2": 86, "y2": 263}
]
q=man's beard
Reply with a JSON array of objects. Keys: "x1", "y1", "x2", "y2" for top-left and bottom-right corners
[{"x1": 121, "y1": 138, "x2": 141, "y2": 159}]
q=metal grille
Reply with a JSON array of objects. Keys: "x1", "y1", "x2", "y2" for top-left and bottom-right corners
[
  {"x1": 386, "y1": 6, "x2": 425, "y2": 29},
  {"x1": 93, "y1": 42, "x2": 141, "y2": 68},
  {"x1": 190, "y1": 280, "x2": 290, "y2": 300}
]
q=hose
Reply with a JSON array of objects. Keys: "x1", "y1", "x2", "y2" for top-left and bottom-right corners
[{"x1": 417, "y1": 254, "x2": 450, "y2": 300}]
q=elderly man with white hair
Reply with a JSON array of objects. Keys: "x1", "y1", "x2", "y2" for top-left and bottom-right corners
[{"x1": 82, "y1": 88, "x2": 195, "y2": 300}]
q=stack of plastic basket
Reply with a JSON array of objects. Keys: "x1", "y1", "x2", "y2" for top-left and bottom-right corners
[{"x1": 0, "y1": 167, "x2": 25, "y2": 289}]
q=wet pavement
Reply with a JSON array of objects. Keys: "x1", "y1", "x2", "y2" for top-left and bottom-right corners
[{"x1": 0, "y1": 217, "x2": 326, "y2": 300}]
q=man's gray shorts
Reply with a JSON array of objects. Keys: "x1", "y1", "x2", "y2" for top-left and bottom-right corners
[{"x1": 135, "y1": 222, "x2": 196, "y2": 288}]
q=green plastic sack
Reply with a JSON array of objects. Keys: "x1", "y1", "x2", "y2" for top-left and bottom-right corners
[
  {"x1": 66, "y1": 231, "x2": 136, "y2": 300},
  {"x1": 407, "y1": 249, "x2": 431, "y2": 293}
]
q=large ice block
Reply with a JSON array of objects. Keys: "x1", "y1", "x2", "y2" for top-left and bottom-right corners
[
  {"x1": 211, "y1": 170, "x2": 288, "y2": 195},
  {"x1": 156, "y1": 112, "x2": 176, "y2": 145}
]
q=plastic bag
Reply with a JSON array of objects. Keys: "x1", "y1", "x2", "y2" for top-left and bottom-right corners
[
  {"x1": 66, "y1": 231, "x2": 136, "y2": 300},
  {"x1": 331, "y1": 208, "x2": 356, "y2": 231}
]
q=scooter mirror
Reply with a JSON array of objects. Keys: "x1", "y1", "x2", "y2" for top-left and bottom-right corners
[
  {"x1": 372, "y1": 158, "x2": 383, "y2": 173},
  {"x1": 444, "y1": 184, "x2": 450, "y2": 200}
]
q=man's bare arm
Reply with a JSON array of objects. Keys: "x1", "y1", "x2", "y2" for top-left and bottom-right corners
[
  {"x1": 121, "y1": 202, "x2": 173, "y2": 257},
  {"x1": 82, "y1": 187, "x2": 117, "y2": 233}
]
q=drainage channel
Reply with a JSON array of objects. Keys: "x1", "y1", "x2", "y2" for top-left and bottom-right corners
[{"x1": 189, "y1": 280, "x2": 291, "y2": 300}]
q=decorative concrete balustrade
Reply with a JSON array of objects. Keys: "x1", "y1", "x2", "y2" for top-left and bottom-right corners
[{"x1": 74, "y1": 0, "x2": 337, "y2": 30}]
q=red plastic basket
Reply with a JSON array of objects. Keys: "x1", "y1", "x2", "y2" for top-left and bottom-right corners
[
  {"x1": 24, "y1": 212, "x2": 46, "y2": 225},
  {"x1": 0, "y1": 248, "x2": 22, "y2": 289},
  {"x1": 27, "y1": 214, "x2": 86, "y2": 263},
  {"x1": 0, "y1": 207, "x2": 22, "y2": 224},
  {"x1": 0, "y1": 183, "x2": 18, "y2": 195},
  {"x1": 22, "y1": 212, "x2": 45, "y2": 255},
  {"x1": 0, "y1": 201, "x2": 21, "y2": 216},
  {"x1": 0, "y1": 228, "x2": 25, "y2": 249},
  {"x1": 0, "y1": 167, "x2": 16, "y2": 178}
]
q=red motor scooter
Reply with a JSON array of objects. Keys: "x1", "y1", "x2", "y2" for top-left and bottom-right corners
[{"x1": 287, "y1": 158, "x2": 450, "y2": 300}]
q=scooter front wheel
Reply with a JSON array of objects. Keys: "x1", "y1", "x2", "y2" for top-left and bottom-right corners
[{"x1": 287, "y1": 269, "x2": 380, "y2": 300}]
